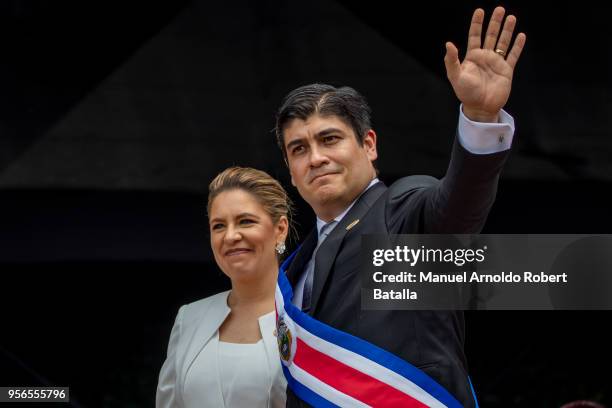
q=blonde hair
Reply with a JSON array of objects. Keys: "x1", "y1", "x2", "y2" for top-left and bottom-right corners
[{"x1": 207, "y1": 167, "x2": 295, "y2": 242}]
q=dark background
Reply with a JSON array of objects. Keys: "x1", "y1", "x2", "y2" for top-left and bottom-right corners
[{"x1": 1, "y1": 0, "x2": 610, "y2": 406}]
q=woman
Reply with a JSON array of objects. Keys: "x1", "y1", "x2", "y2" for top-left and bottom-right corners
[{"x1": 156, "y1": 167, "x2": 292, "y2": 408}]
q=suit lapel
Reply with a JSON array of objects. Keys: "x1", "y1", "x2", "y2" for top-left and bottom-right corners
[
  {"x1": 286, "y1": 229, "x2": 317, "y2": 287},
  {"x1": 310, "y1": 182, "x2": 387, "y2": 314},
  {"x1": 181, "y1": 292, "x2": 230, "y2": 385}
]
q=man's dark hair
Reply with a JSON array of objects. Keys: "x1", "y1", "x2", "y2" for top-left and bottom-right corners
[{"x1": 275, "y1": 83, "x2": 372, "y2": 159}]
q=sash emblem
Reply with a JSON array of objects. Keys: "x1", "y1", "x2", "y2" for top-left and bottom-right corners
[{"x1": 276, "y1": 314, "x2": 293, "y2": 363}]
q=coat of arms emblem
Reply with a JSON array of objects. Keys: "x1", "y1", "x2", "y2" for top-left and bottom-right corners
[{"x1": 276, "y1": 314, "x2": 293, "y2": 363}]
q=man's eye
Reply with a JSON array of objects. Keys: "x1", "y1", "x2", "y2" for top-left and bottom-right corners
[
  {"x1": 323, "y1": 136, "x2": 339, "y2": 144},
  {"x1": 292, "y1": 145, "x2": 305, "y2": 155}
]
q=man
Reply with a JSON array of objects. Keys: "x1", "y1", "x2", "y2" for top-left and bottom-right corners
[{"x1": 274, "y1": 7, "x2": 525, "y2": 407}]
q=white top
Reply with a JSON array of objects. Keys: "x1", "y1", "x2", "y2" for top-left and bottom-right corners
[
  {"x1": 183, "y1": 312, "x2": 280, "y2": 408},
  {"x1": 156, "y1": 291, "x2": 287, "y2": 408},
  {"x1": 218, "y1": 338, "x2": 270, "y2": 407}
]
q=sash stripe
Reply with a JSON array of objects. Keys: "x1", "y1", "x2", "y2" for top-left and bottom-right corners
[
  {"x1": 294, "y1": 338, "x2": 429, "y2": 407},
  {"x1": 285, "y1": 364, "x2": 367, "y2": 407},
  {"x1": 276, "y1": 249, "x2": 468, "y2": 408},
  {"x1": 279, "y1": 302, "x2": 445, "y2": 408},
  {"x1": 292, "y1": 315, "x2": 447, "y2": 408}
]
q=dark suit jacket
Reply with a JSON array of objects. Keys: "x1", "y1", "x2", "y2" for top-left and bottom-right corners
[{"x1": 286, "y1": 140, "x2": 510, "y2": 407}]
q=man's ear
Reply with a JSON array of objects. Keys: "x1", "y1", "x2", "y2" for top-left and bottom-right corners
[{"x1": 363, "y1": 129, "x2": 378, "y2": 162}]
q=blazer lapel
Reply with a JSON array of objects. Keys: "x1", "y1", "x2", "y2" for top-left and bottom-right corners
[
  {"x1": 181, "y1": 292, "x2": 230, "y2": 385},
  {"x1": 310, "y1": 182, "x2": 387, "y2": 314},
  {"x1": 258, "y1": 313, "x2": 280, "y2": 383},
  {"x1": 286, "y1": 229, "x2": 317, "y2": 287}
]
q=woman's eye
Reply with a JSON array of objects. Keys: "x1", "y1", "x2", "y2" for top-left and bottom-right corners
[
  {"x1": 211, "y1": 223, "x2": 224, "y2": 230},
  {"x1": 292, "y1": 145, "x2": 305, "y2": 155},
  {"x1": 240, "y1": 219, "x2": 255, "y2": 225}
]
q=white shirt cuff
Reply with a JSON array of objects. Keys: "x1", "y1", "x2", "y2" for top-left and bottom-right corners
[{"x1": 457, "y1": 104, "x2": 515, "y2": 154}]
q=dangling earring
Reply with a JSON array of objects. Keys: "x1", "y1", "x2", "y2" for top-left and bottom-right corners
[{"x1": 275, "y1": 242, "x2": 286, "y2": 255}]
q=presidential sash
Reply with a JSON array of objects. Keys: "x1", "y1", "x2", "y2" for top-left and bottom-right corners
[{"x1": 275, "y1": 249, "x2": 472, "y2": 408}]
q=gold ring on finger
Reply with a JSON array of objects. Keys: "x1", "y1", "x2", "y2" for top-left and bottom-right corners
[{"x1": 494, "y1": 48, "x2": 507, "y2": 57}]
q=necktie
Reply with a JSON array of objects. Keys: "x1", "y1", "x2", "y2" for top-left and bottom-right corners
[{"x1": 301, "y1": 220, "x2": 337, "y2": 312}]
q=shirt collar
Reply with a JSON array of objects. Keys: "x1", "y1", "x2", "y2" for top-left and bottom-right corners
[{"x1": 315, "y1": 177, "x2": 379, "y2": 238}]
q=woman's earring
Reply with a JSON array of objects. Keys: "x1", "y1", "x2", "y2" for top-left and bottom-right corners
[{"x1": 276, "y1": 242, "x2": 286, "y2": 255}]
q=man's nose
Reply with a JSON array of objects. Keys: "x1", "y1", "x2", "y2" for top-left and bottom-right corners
[{"x1": 309, "y1": 145, "x2": 329, "y2": 167}]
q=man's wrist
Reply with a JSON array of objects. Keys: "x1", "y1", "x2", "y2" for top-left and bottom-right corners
[
  {"x1": 462, "y1": 106, "x2": 500, "y2": 123},
  {"x1": 457, "y1": 104, "x2": 515, "y2": 154}
]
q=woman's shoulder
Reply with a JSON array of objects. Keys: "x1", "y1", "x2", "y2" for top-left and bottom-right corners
[{"x1": 179, "y1": 290, "x2": 231, "y2": 325}]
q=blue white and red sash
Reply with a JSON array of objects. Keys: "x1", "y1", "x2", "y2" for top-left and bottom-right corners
[{"x1": 275, "y1": 249, "x2": 469, "y2": 408}]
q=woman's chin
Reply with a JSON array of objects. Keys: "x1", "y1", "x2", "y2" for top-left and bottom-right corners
[{"x1": 224, "y1": 263, "x2": 258, "y2": 280}]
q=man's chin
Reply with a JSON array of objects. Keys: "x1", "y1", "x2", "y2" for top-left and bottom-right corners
[{"x1": 310, "y1": 185, "x2": 342, "y2": 205}]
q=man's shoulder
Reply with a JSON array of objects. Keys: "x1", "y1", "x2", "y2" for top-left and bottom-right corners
[{"x1": 386, "y1": 175, "x2": 439, "y2": 197}]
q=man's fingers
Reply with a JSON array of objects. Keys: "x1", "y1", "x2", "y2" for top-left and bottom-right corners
[
  {"x1": 506, "y1": 32, "x2": 527, "y2": 69},
  {"x1": 483, "y1": 6, "x2": 506, "y2": 50},
  {"x1": 467, "y1": 8, "x2": 485, "y2": 51},
  {"x1": 495, "y1": 14, "x2": 516, "y2": 55},
  {"x1": 444, "y1": 42, "x2": 461, "y2": 82}
]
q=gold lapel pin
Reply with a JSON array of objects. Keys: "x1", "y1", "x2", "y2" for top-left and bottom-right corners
[{"x1": 345, "y1": 219, "x2": 360, "y2": 231}]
